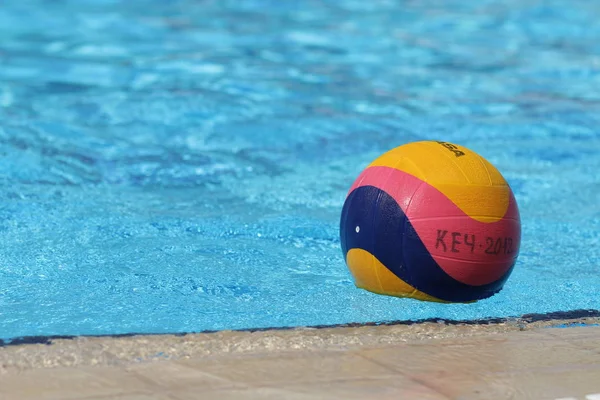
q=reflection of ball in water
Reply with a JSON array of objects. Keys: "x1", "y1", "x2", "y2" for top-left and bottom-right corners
[{"x1": 340, "y1": 141, "x2": 521, "y2": 303}]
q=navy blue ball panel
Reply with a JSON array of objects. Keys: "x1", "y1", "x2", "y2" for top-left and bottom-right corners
[{"x1": 340, "y1": 186, "x2": 513, "y2": 302}]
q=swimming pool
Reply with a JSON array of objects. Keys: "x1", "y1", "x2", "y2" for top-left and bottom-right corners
[{"x1": 1, "y1": 0, "x2": 599, "y2": 341}]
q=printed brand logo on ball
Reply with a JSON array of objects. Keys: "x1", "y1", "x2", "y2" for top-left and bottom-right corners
[{"x1": 436, "y1": 141, "x2": 465, "y2": 157}]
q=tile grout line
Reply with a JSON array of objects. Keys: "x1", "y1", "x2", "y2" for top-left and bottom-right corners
[
  {"x1": 352, "y1": 349, "x2": 452, "y2": 400},
  {"x1": 124, "y1": 361, "x2": 248, "y2": 398}
]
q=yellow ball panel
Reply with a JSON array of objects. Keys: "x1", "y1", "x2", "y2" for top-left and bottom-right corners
[
  {"x1": 346, "y1": 248, "x2": 448, "y2": 303},
  {"x1": 368, "y1": 141, "x2": 511, "y2": 222}
]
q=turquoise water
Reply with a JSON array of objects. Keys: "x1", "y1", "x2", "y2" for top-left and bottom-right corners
[{"x1": 1, "y1": 0, "x2": 599, "y2": 340}]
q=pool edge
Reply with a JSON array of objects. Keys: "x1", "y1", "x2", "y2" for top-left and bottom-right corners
[
  {"x1": 3, "y1": 308, "x2": 599, "y2": 348},
  {"x1": 1, "y1": 309, "x2": 599, "y2": 374}
]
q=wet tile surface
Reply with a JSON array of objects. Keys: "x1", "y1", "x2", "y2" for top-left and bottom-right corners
[
  {"x1": 0, "y1": 367, "x2": 148, "y2": 400},
  {"x1": 125, "y1": 361, "x2": 242, "y2": 391},
  {"x1": 1, "y1": 324, "x2": 599, "y2": 400},
  {"x1": 177, "y1": 351, "x2": 395, "y2": 386}
]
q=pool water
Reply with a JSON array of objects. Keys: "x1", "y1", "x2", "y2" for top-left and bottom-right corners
[{"x1": 1, "y1": 0, "x2": 599, "y2": 340}]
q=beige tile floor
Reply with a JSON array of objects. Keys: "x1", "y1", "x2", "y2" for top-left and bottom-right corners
[{"x1": 1, "y1": 319, "x2": 599, "y2": 400}]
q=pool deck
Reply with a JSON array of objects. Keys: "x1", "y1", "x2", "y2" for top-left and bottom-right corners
[{"x1": 1, "y1": 315, "x2": 599, "y2": 400}]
